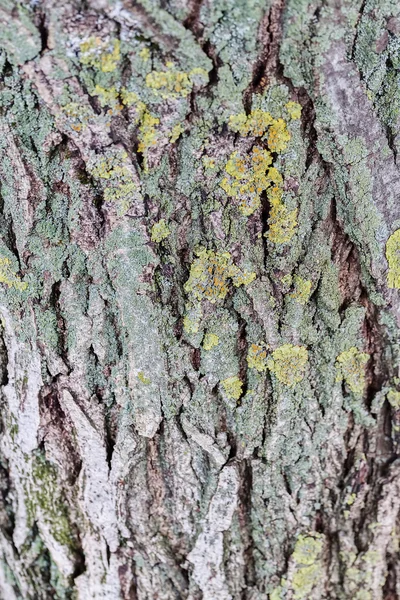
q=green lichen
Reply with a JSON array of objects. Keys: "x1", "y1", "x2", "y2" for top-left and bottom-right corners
[
  {"x1": 0, "y1": 257, "x2": 27, "y2": 291},
  {"x1": 184, "y1": 248, "x2": 256, "y2": 303},
  {"x1": 221, "y1": 376, "x2": 243, "y2": 400},
  {"x1": 290, "y1": 276, "x2": 312, "y2": 305},
  {"x1": 336, "y1": 347, "x2": 370, "y2": 395},
  {"x1": 386, "y1": 229, "x2": 400, "y2": 289},
  {"x1": 203, "y1": 333, "x2": 219, "y2": 350},
  {"x1": 247, "y1": 343, "x2": 268, "y2": 372},
  {"x1": 30, "y1": 454, "x2": 76, "y2": 549},
  {"x1": 79, "y1": 37, "x2": 121, "y2": 72},
  {"x1": 291, "y1": 533, "x2": 324, "y2": 599},
  {"x1": 267, "y1": 344, "x2": 308, "y2": 387},
  {"x1": 151, "y1": 219, "x2": 171, "y2": 243}
]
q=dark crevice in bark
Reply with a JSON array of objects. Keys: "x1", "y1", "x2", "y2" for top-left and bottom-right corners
[
  {"x1": 0, "y1": 328, "x2": 9, "y2": 388},
  {"x1": 0, "y1": 457, "x2": 15, "y2": 539},
  {"x1": 383, "y1": 559, "x2": 398, "y2": 600},
  {"x1": 243, "y1": 0, "x2": 285, "y2": 112},
  {"x1": 237, "y1": 459, "x2": 256, "y2": 594},
  {"x1": 183, "y1": 0, "x2": 222, "y2": 90},
  {"x1": 37, "y1": 12, "x2": 49, "y2": 56},
  {"x1": 50, "y1": 280, "x2": 72, "y2": 373},
  {"x1": 237, "y1": 317, "x2": 249, "y2": 400}
]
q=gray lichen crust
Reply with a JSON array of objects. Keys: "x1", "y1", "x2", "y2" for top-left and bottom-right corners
[{"x1": 0, "y1": 0, "x2": 400, "y2": 598}]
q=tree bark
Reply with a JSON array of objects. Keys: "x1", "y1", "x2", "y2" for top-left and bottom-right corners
[{"x1": 0, "y1": 0, "x2": 400, "y2": 598}]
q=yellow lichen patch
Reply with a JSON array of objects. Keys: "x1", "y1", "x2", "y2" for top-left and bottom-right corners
[
  {"x1": 285, "y1": 101, "x2": 302, "y2": 120},
  {"x1": 221, "y1": 376, "x2": 243, "y2": 400},
  {"x1": 139, "y1": 47, "x2": 150, "y2": 61},
  {"x1": 0, "y1": 258, "x2": 27, "y2": 291},
  {"x1": 137, "y1": 112, "x2": 159, "y2": 152},
  {"x1": 228, "y1": 109, "x2": 274, "y2": 137},
  {"x1": 80, "y1": 37, "x2": 121, "y2": 72},
  {"x1": 220, "y1": 147, "x2": 275, "y2": 216},
  {"x1": 184, "y1": 249, "x2": 256, "y2": 303},
  {"x1": 388, "y1": 389, "x2": 400, "y2": 409},
  {"x1": 138, "y1": 372, "x2": 151, "y2": 385},
  {"x1": 336, "y1": 347, "x2": 370, "y2": 395},
  {"x1": 268, "y1": 118, "x2": 291, "y2": 152},
  {"x1": 267, "y1": 344, "x2": 308, "y2": 387},
  {"x1": 202, "y1": 156, "x2": 216, "y2": 169},
  {"x1": 170, "y1": 123, "x2": 184, "y2": 143},
  {"x1": 292, "y1": 534, "x2": 324, "y2": 599},
  {"x1": 92, "y1": 85, "x2": 121, "y2": 109},
  {"x1": 290, "y1": 276, "x2": 312, "y2": 305},
  {"x1": 247, "y1": 343, "x2": 268, "y2": 372},
  {"x1": 228, "y1": 109, "x2": 291, "y2": 152},
  {"x1": 146, "y1": 65, "x2": 208, "y2": 99},
  {"x1": 386, "y1": 229, "x2": 400, "y2": 289},
  {"x1": 267, "y1": 200, "x2": 298, "y2": 244},
  {"x1": 203, "y1": 333, "x2": 219, "y2": 350},
  {"x1": 89, "y1": 153, "x2": 137, "y2": 208},
  {"x1": 151, "y1": 219, "x2": 171, "y2": 243}
]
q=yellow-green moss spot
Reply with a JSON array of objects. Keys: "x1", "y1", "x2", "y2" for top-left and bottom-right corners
[
  {"x1": 221, "y1": 376, "x2": 243, "y2": 400},
  {"x1": 184, "y1": 248, "x2": 256, "y2": 303},
  {"x1": 336, "y1": 347, "x2": 370, "y2": 395},
  {"x1": 228, "y1": 109, "x2": 274, "y2": 137},
  {"x1": 346, "y1": 493, "x2": 356, "y2": 506},
  {"x1": 146, "y1": 64, "x2": 208, "y2": 99},
  {"x1": 268, "y1": 118, "x2": 291, "y2": 153},
  {"x1": 387, "y1": 389, "x2": 400, "y2": 409},
  {"x1": 247, "y1": 343, "x2": 268, "y2": 372},
  {"x1": 227, "y1": 109, "x2": 291, "y2": 153},
  {"x1": 61, "y1": 102, "x2": 92, "y2": 131},
  {"x1": 137, "y1": 111, "x2": 160, "y2": 167},
  {"x1": 386, "y1": 229, "x2": 400, "y2": 289},
  {"x1": 281, "y1": 273, "x2": 293, "y2": 287},
  {"x1": 292, "y1": 534, "x2": 324, "y2": 599},
  {"x1": 80, "y1": 37, "x2": 121, "y2": 72},
  {"x1": 170, "y1": 123, "x2": 184, "y2": 143},
  {"x1": 203, "y1": 333, "x2": 219, "y2": 350},
  {"x1": 90, "y1": 153, "x2": 136, "y2": 209},
  {"x1": 290, "y1": 276, "x2": 312, "y2": 305},
  {"x1": 139, "y1": 47, "x2": 150, "y2": 61},
  {"x1": 220, "y1": 147, "x2": 277, "y2": 216},
  {"x1": 202, "y1": 156, "x2": 216, "y2": 169},
  {"x1": 151, "y1": 219, "x2": 171, "y2": 243},
  {"x1": 285, "y1": 101, "x2": 302, "y2": 120},
  {"x1": 138, "y1": 372, "x2": 151, "y2": 385},
  {"x1": 267, "y1": 344, "x2": 308, "y2": 387},
  {"x1": 92, "y1": 85, "x2": 121, "y2": 109},
  {"x1": 267, "y1": 198, "x2": 298, "y2": 244},
  {"x1": 0, "y1": 258, "x2": 27, "y2": 292}
]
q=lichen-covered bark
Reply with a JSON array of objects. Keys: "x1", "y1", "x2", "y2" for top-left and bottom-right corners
[{"x1": 0, "y1": 0, "x2": 400, "y2": 598}]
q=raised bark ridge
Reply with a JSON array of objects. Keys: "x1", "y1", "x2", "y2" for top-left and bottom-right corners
[{"x1": 0, "y1": 0, "x2": 400, "y2": 598}]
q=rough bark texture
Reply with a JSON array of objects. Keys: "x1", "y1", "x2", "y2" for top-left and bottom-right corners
[{"x1": 0, "y1": 0, "x2": 400, "y2": 598}]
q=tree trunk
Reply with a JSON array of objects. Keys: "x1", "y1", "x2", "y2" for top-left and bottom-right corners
[{"x1": 0, "y1": 0, "x2": 400, "y2": 598}]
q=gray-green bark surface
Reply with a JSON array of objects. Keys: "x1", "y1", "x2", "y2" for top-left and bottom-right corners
[{"x1": 0, "y1": 0, "x2": 400, "y2": 598}]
